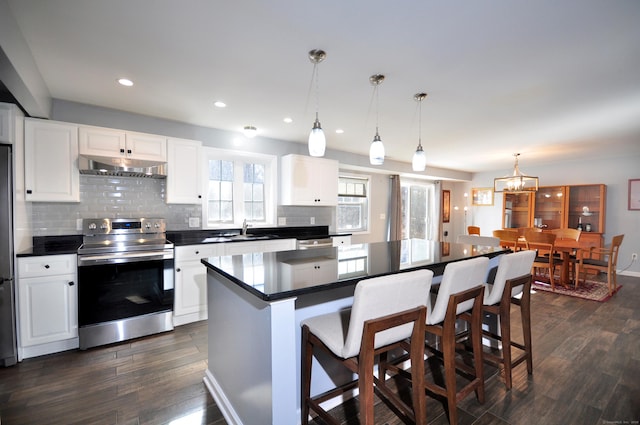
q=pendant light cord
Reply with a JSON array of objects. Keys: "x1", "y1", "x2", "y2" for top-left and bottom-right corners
[
  {"x1": 418, "y1": 98, "x2": 422, "y2": 147},
  {"x1": 304, "y1": 63, "x2": 319, "y2": 120}
]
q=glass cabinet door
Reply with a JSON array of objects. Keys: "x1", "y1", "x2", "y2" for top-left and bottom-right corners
[
  {"x1": 503, "y1": 192, "x2": 532, "y2": 229},
  {"x1": 568, "y1": 185, "x2": 605, "y2": 233},
  {"x1": 534, "y1": 186, "x2": 567, "y2": 230}
]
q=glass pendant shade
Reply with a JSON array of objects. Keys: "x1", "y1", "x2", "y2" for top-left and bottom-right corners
[
  {"x1": 308, "y1": 116, "x2": 326, "y2": 157},
  {"x1": 369, "y1": 131, "x2": 385, "y2": 165},
  {"x1": 412, "y1": 144, "x2": 426, "y2": 171}
]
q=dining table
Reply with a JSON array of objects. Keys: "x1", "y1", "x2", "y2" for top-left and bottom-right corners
[{"x1": 499, "y1": 231, "x2": 584, "y2": 288}]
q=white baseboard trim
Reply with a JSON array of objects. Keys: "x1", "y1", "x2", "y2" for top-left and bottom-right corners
[
  {"x1": 203, "y1": 369, "x2": 243, "y2": 425},
  {"x1": 619, "y1": 270, "x2": 640, "y2": 278}
]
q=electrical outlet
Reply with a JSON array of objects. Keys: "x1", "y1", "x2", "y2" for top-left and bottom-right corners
[
  {"x1": 188, "y1": 217, "x2": 200, "y2": 228},
  {"x1": 632, "y1": 253, "x2": 638, "y2": 261},
  {"x1": 310, "y1": 217, "x2": 315, "y2": 225},
  {"x1": 76, "y1": 218, "x2": 83, "y2": 231},
  {"x1": 278, "y1": 217, "x2": 286, "y2": 226}
]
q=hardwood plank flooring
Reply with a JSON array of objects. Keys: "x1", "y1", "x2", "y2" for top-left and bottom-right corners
[{"x1": 1, "y1": 274, "x2": 638, "y2": 424}]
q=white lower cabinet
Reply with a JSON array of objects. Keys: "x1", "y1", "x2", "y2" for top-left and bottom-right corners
[
  {"x1": 173, "y1": 239, "x2": 296, "y2": 326},
  {"x1": 17, "y1": 254, "x2": 78, "y2": 360},
  {"x1": 174, "y1": 244, "x2": 224, "y2": 326},
  {"x1": 279, "y1": 257, "x2": 338, "y2": 290}
]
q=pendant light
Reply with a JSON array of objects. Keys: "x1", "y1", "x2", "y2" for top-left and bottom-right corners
[
  {"x1": 493, "y1": 153, "x2": 539, "y2": 192},
  {"x1": 412, "y1": 92, "x2": 427, "y2": 171},
  {"x1": 308, "y1": 49, "x2": 326, "y2": 157},
  {"x1": 368, "y1": 74, "x2": 385, "y2": 165}
]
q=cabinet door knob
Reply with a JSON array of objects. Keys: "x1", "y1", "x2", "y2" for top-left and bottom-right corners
[
  {"x1": 195, "y1": 251, "x2": 199, "y2": 255},
  {"x1": 26, "y1": 189, "x2": 32, "y2": 194},
  {"x1": 176, "y1": 268, "x2": 181, "y2": 272},
  {"x1": 44, "y1": 264, "x2": 50, "y2": 269},
  {"x1": 120, "y1": 148, "x2": 125, "y2": 154},
  {"x1": 68, "y1": 281, "x2": 74, "y2": 286},
  {"x1": 127, "y1": 149, "x2": 132, "y2": 154}
]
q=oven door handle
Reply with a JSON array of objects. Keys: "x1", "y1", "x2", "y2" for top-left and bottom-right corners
[{"x1": 78, "y1": 250, "x2": 174, "y2": 266}]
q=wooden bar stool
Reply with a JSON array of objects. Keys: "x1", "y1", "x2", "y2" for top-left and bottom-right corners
[
  {"x1": 479, "y1": 250, "x2": 535, "y2": 389},
  {"x1": 301, "y1": 269, "x2": 433, "y2": 425},
  {"x1": 423, "y1": 257, "x2": 488, "y2": 425}
]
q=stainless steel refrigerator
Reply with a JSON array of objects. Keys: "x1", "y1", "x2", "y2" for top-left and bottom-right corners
[{"x1": 0, "y1": 144, "x2": 17, "y2": 366}]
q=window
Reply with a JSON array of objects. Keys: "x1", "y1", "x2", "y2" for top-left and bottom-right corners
[
  {"x1": 401, "y1": 180, "x2": 436, "y2": 240},
  {"x1": 337, "y1": 175, "x2": 369, "y2": 233},
  {"x1": 203, "y1": 148, "x2": 276, "y2": 228}
]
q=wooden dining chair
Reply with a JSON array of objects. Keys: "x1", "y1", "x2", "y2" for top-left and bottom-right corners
[
  {"x1": 523, "y1": 230, "x2": 560, "y2": 290},
  {"x1": 551, "y1": 228, "x2": 582, "y2": 282},
  {"x1": 301, "y1": 269, "x2": 433, "y2": 425},
  {"x1": 468, "y1": 225, "x2": 481, "y2": 235},
  {"x1": 577, "y1": 234, "x2": 624, "y2": 296},
  {"x1": 493, "y1": 229, "x2": 521, "y2": 251}
]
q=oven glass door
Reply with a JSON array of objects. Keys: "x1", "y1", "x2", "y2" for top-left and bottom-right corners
[{"x1": 78, "y1": 257, "x2": 174, "y2": 327}]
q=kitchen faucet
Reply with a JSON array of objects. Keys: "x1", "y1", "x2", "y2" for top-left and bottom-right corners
[{"x1": 242, "y1": 219, "x2": 249, "y2": 235}]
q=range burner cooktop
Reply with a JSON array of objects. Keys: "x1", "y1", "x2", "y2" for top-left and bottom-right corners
[{"x1": 77, "y1": 218, "x2": 173, "y2": 255}]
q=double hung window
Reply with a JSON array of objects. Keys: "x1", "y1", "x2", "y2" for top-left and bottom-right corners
[
  {"x1": 203, "y1": 148, "x2": 276, "y2": 228},
  {"x1": 337, "y1": 176, "x2": 369, "y2": 233}
]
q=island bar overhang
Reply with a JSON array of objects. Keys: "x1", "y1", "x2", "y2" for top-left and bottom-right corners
[{"x1": 201, "y1": 240, "x2": 508, "y2": 425}]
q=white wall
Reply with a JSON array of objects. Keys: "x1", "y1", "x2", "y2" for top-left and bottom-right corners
[{"x1": 461, "y1": 155, "x2": 640, "y2": 276}]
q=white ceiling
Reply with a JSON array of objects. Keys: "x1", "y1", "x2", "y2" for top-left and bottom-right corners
[{"x1": 6, "y1": 0, "x2": 640, "y2": 173}]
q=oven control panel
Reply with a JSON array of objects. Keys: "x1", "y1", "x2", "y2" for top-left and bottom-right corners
[{"x1": 82, "y1": 218, "x2": 166, "y2": 235}]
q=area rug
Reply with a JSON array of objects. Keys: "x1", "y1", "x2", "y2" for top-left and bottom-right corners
[{"x1": 532, "y1": 278, "x2": 621, "y2": 302}]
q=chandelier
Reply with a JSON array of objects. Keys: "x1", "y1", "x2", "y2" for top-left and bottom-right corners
[{"x1": 494, "y1": 153, "x2": 539, "y2": 193}]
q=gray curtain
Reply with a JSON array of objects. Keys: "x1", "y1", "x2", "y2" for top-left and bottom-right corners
[{"x1": 388, "y1": 175, "x2": 402, "y2": 241}]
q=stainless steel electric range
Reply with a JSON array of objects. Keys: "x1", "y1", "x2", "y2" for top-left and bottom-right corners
[{"x1": 76, "y1": 218, "x2": 174, "y2": 349}]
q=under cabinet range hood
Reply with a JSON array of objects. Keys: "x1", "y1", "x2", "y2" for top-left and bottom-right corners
[{"x1": 78, "y1": 155, "x2": 167, "y2": 178}]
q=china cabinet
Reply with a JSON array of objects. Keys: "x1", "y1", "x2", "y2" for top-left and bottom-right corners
[{"x1": 500, "y1": 184, "x2": 606, "y2": 247}]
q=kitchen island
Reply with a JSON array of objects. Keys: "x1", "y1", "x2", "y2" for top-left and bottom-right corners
[{"x1": 201, "y1": 239, "x2": 508, "y2": 425}]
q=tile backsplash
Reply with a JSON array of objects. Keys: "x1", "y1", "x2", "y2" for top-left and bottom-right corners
[{"x1": 31, "y1": 175, "x2": 334, "y2": 236}]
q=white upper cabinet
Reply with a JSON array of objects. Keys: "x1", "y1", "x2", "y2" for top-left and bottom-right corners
[
  {"x1": 280, "y1": 154, "x2": 338, "y2": 206},
  {"x1": 79, "y1": 125, "x2": 167, "y2": 163},
  {"x1": 166, "y1": 137, "x2": 202, "y2": 204},
  {"x1": 24, "y1": 119, "x2": 80, "y2": 202}
]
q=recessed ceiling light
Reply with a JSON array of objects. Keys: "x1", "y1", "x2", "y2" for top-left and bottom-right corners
[
  {"x1": 283, "y1": 117, "x2": 293, "y2": 124},
  {"x1": 117, "y1": 78, "x2": 133, "y2": 87},
  {"x1": 214, "y1": 101, "x2": 227, "y2": 108},
  {"x1": 335, "y1": 129, "x2": 344, "y2": 134}
]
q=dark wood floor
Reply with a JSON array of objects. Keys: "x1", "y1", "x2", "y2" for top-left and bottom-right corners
[{"x1": 1, "y1": 273, "x2": 639, "y2": 425}]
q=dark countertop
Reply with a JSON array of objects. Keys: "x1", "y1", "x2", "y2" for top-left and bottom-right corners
[
  {"x1": 167, "y1": 225, "x2": 349, "y2": 246},
  {"x1": 201, "y1": 239, "x2": 508, "y2": 301},
  {"x1": 17, "y1": 226, "x2": 351, "y2": 256},
  {"x1": 17, "y1": 235, "x2": 83, "y2": 257}
]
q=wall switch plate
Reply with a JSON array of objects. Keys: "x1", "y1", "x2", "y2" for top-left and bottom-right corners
[
  {"x1": 379, "y1": 213, "x2": 386, "y2": 220},
  {"x1": 188, "y1": 217, "x2": 200, "y2": 228},
  {"x1": 310, "y1": 217, "x2": 315, "y2": 225},
  {"x1": 76, "y1": 218, "x2": 83, "y2": 231},
  {"x1": 278, "y1": 217, "x2": 286, "y2": 225}
]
